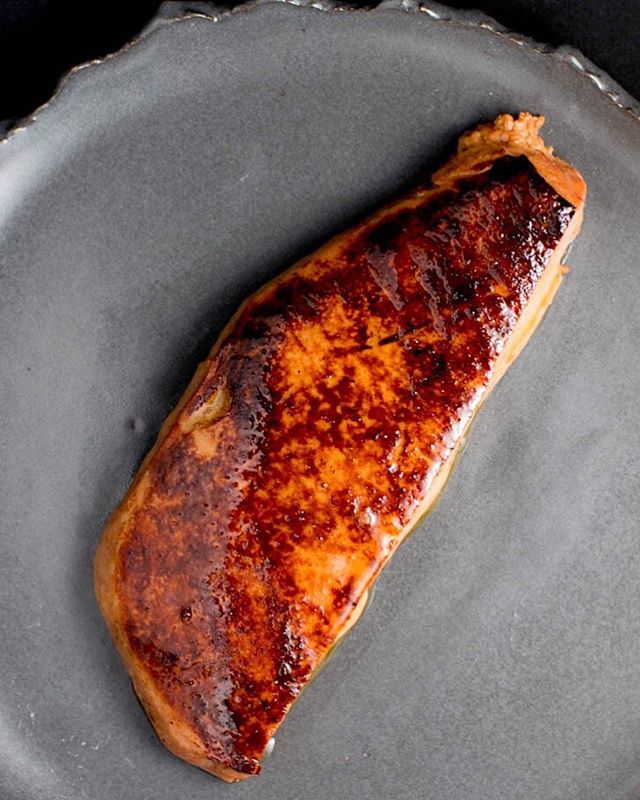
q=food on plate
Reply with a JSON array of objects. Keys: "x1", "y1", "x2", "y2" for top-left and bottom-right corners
[{"x1": 94, "y1": 113, "x2": 586, "y2": 781}]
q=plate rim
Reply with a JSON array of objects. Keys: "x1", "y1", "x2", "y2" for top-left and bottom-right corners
[
  {"x1": 1, "y1": 2, "x2": 639, "y2": 797},
  {"x1": 0, "y1": 0, "x2": 639, "y2": 154}
]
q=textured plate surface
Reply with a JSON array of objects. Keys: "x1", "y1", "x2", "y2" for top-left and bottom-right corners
[{"x1": 1, "y1": 4, "x2": 640, "y2": 799}]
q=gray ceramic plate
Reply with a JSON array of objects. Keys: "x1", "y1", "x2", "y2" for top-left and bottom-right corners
[{"x1": 2, "y1": 2, "x2": 640, "y2": 799}]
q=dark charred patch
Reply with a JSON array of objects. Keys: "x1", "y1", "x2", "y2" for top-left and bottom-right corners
[
  {"x1": 365, "y1": 216, "x2": 406, "y2": 252},
  {"x1": 332, "y1": 579, "x2": 355, "y2": 611},
  {"x1": 378, "y1": 332, "x2": 400, "y2": 346},
  {"x1": 450, "y1": 278, "x2": 480, "y2": 304}
]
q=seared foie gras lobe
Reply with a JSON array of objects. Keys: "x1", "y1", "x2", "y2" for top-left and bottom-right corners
[{"x1": 94, "y1": 114, "x2": 586, "y2": 781}]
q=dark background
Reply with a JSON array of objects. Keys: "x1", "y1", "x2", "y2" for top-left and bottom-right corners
[{"x1": 0, "y1": 0, "x2": 638, "y2": 127}]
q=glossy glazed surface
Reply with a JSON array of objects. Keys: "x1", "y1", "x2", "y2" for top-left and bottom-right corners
[
  {"x1": 10, "y1": 4, "x2": 640, "y2": 797},
  {"x1": 115, "y1": 157, "x2": 575, "y2": 775}
]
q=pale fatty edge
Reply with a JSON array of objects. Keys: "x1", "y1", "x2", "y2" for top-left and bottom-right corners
[{"x1": 0, "y1": 0, "x2": 638, "y2": 152}]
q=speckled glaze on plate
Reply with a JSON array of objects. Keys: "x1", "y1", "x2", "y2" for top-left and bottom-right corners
[{"x1": 1, "y1": 3, "x2": 639, "y2": 799}]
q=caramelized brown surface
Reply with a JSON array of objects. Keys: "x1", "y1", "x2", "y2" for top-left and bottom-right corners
[{"x1": 95, "y1": 115, "x2": 586, "y2": 781}]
